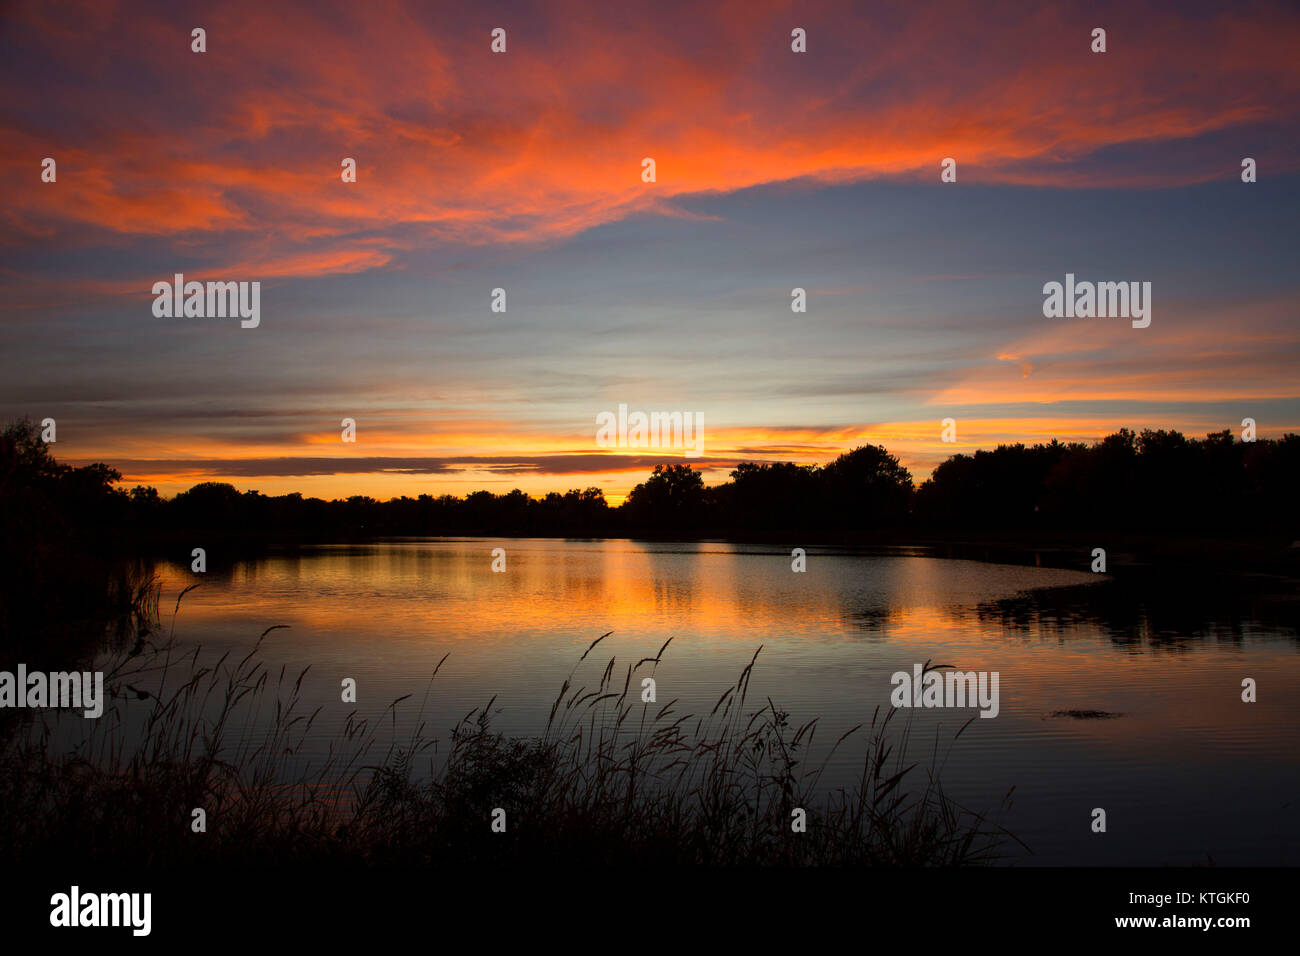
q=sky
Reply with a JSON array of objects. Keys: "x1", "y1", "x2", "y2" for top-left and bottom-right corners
[{"x1": 1, "y1": 0, "x2": 1298, "y2": 503}]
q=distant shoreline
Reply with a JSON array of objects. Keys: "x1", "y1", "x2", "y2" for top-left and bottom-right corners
[{"x1": 138, "y1": 528, "x2": 1300, "y2": 581}]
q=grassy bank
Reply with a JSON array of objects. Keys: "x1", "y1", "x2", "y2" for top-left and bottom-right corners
[{"x1": 0, "y1": 592, "x2": 1014, "y2": 868}]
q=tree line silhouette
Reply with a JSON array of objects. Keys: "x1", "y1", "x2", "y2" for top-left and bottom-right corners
[{"x1": 5, "y1": 419, "x2": 1300, "y2": 553}]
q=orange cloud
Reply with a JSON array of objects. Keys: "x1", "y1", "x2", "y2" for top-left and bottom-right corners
[
  {"x1": 2, "y1": 0, "x2": 1297, "y2": 280},
  {"x1": 930, "y1": 295, "x2": 1300, "y2": 407}
]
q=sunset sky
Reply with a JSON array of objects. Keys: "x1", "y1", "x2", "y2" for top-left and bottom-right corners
[{"x1": 2, "y1": 0, "x2": 1298, "y2": 503}]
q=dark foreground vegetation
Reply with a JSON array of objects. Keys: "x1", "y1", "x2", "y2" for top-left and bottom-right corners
[{"x1": 0, "y1": 596, "x2": 1011, "y2": 867}]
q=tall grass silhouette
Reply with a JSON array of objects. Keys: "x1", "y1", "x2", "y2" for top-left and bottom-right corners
[{"x1": 0, "y1": 583, "x2": 1018, "y2": 866}]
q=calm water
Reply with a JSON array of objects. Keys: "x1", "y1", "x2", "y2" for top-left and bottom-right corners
[{"x1": 138, "y1": 538, "x2": 1298, "y2": 865}]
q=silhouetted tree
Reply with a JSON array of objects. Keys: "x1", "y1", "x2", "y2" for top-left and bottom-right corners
[
  {"x1": 623, "y1": 464, "x2": 706, "y2": 530},
  {"x1": 0, "y1": 420, "x2": 133, "y2": 664},
  {"x1": 915, "y1": 428, "x2": 1299, "y2": 537},
  {"x1": 712, "y1": 462, "x2": 820, "y2": 532},
  {"x1": 818, "y1": 445, "x2": 913, "y2": 530}
]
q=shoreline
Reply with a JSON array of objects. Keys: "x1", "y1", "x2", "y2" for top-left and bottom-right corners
[{"x1": 129, "y1": 529, "x2": 1300, "y2": 583}]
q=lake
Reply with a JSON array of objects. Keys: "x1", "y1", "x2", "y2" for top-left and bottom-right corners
[{"x1": 133, "y1": 537, "x2": 1299, "y2": 865}]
